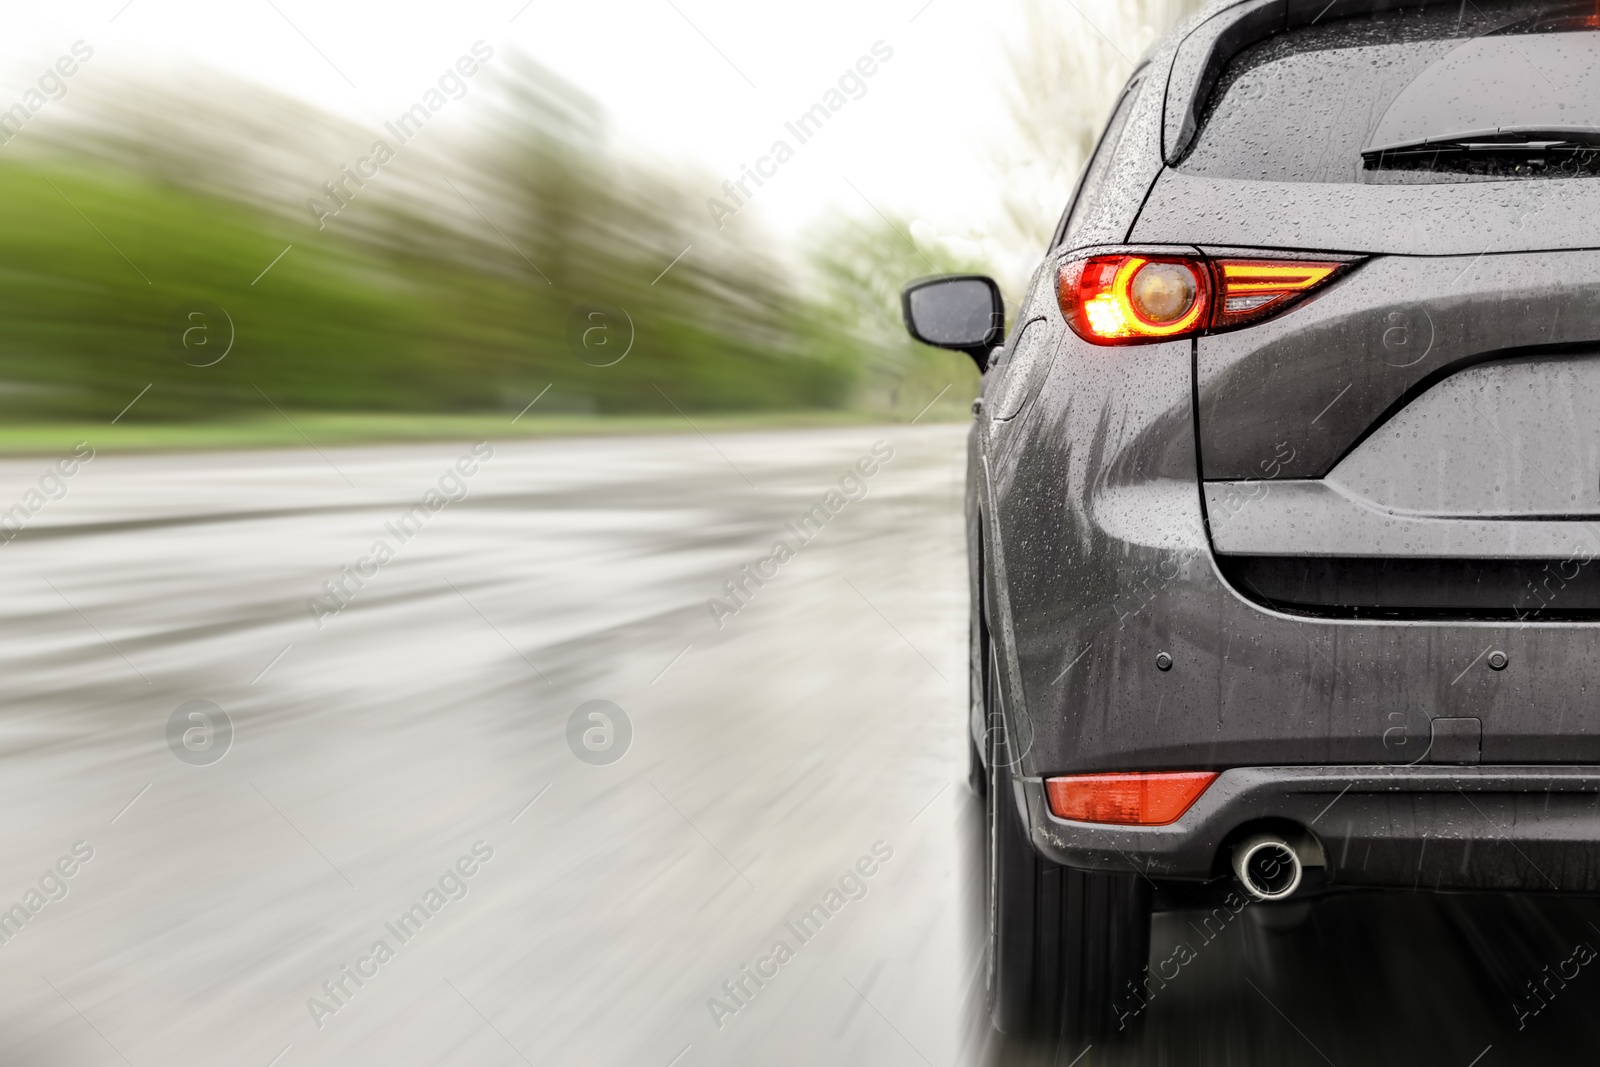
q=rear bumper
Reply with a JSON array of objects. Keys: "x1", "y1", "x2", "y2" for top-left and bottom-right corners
[{"x1": 1020, "y1": 765, "x2": 1600, "y2": 892}]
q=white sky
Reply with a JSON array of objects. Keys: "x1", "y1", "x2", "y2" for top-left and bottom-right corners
[{"x1": 1, "y1": 0, "x2": 1050, "y2": 252}]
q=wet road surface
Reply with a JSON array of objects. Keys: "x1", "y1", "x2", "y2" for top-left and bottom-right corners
[{"x1": 0, "y1": 425, "x2": 1597, "y2": 1066}]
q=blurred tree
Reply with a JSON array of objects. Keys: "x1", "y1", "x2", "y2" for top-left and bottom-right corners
[
  {"x1": 990, "y1": 0, "x2": 1202, "y2": 287},
  {"x1": 800, "y1": 214, "x2": 984, "y2": 418},
  {"x1": 0, "y1": 50, "x2": 855, "y2": 422}
]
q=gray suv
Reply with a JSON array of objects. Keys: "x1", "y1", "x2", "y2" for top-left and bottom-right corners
[{"x1": 903, "y1": 0, "x2": 1600, "y2": 1042}]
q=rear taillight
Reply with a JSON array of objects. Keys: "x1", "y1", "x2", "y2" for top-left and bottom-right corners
[
  {"x1": 1058, "y1": 252, "x2": 1349, "y2": 345},
  {"x1": 1044, "y1": 770, "x2": 1217, "y2": 825},
  {"x1": 1059, "y1": 255, "x2": 1210, "y2": 343},
  {"x1": 1212, "y1": 259, "x2": 1340, "y2": 328}
]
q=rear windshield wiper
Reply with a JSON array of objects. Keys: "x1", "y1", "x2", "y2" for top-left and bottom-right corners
[{"x1": 1363, "y1": 125, "x2": 1600, "y2": 166}]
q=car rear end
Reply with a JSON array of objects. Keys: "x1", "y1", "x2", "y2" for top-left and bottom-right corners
[{"x1": 989, "y1": 0, "x2": 1600, "y2": 903}]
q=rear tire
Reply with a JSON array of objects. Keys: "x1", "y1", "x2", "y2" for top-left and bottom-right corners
[{"x1": 985, "y1": 664, "x2": 1151, "y2": 1041}]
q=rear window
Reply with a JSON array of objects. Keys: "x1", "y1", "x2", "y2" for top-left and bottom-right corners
[{"x1": 1180, "y1": 2, "x2": 1600, "y2": 184}]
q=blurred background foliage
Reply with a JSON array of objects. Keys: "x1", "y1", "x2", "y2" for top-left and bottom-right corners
[
  {"x1": 991, "y1": 0, "x2": 1201, "y2": 266},
  {"x1": 0, "y1": 52, "x2": 984, "y2": 428},
  {"x1": 0, "y1": 0, "x2": 1197, "y2": 433}
]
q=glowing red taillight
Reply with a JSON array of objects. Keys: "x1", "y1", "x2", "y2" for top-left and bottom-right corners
[
  {"x1": 1058, "y1": 253, "x2": 1350, "y2": 345},
  {"x1": 1044, "y1": 770, "x2": 1217, "y2": 825},
  {"x1": 1059, "y1": 255, "x2": 1210, "y2": 343}
]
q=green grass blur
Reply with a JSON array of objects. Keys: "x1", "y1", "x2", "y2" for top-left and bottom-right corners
[{"x1": 0, "y1": 410, "x2": 927, "y2": 456}]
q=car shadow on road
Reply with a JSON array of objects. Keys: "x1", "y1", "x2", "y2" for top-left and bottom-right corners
[{"x1": 955, "y1": 785, "x2": 1600, "y2": 1066}]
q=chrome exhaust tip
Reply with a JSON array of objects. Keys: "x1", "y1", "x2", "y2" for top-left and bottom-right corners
[{"x1": 1232, "y1": 834, "x2": 1303, "y2": 901}]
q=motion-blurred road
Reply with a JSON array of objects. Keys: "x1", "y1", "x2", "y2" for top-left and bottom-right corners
[{"x1": 1, "y1": 425, "x2": 1599, "y2": 1066}]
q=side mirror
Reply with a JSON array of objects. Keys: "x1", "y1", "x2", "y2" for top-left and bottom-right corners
[{"x1": 901, "y1": 275, "x2": 1005, "y2": 372}]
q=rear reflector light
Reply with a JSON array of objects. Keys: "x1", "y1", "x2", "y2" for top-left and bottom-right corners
[
  {"x1": 1058, "y1": 253, "x2": 1349, "y2": 345},
  {"x1": 1044, "y1": 770, "x2": 1218, "y2": 825}
]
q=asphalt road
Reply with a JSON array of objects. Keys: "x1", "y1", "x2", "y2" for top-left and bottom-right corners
[{"x1": 0, "y1": 424, "x2": 1598, "y2": 1067}]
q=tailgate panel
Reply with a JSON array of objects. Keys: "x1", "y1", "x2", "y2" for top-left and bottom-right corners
[{"x1": 1196, "y1": 250, "x2": 1600, "y2": 484}]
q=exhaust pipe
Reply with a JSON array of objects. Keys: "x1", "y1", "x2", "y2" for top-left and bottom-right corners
[{"x1": 1232, "y1": 834, "x2": 1303, "y2": 901}]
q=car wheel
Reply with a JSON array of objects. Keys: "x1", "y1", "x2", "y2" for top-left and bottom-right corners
[{"x1": 985, "y1": 654, "x2": 1151, "y2": 1041}]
